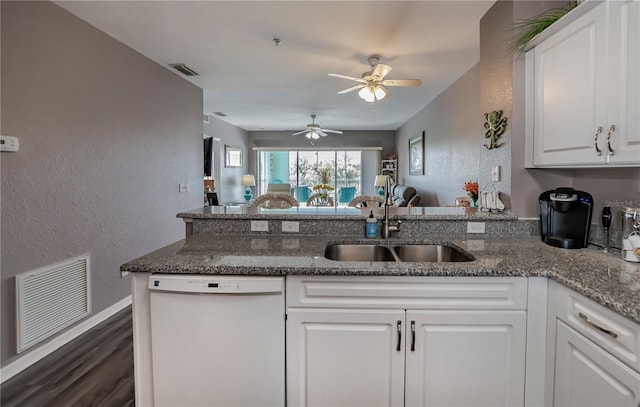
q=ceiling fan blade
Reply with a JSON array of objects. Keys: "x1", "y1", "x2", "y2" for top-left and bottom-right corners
[
  {"x1": 316, "y1": 130, "x2": 328, "y2": 137},
  {"x1": 292, "y1": 130, "x2": 308, "y2": 136},
  {"x1": 379, "y1": 85, "x2": 391, "y2": 99},
  {"x1": 381, "y1": 79, "x2": 422, "y2": 87},
  {"x1": 337, "y1": 84, "x2": 366, "y2": 94},
  {"x1": 328, "y1": 73, "x2": 367, "y2": 83},
  {"x1": 371, "y1": 63, "x2": 392, "y2": 79},
  {"x1": 319, "y1": 128, "x2": 343, "y2": 134}
]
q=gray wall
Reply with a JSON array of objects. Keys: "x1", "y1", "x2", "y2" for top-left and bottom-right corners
[
  {"x1": 510, "y1": 1, "x2": 640, "y2": 227},
  {"x1": 204, "y1": 117, "x2": 250, "y2": 204},
  {"x1": 479, "y1": 0, "x2": 513, "y2": 209},
  {"x1": 1, "y1": 1, "x2": 203, "y2": 366},
  {"x1": 396, "y1": 65, "x2": 482, "y2": 206}
]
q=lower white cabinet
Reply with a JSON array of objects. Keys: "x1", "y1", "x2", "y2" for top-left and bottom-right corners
[
  {"x1": 554, "y1": 320, "x2": 640, "y2": 406},
  {"x1": 286, "y1": 276, "x2": 529, "y2": 407},
  {"x1": 548, "y1": 281, "x2": 640, "y2": 406},
  {"x1": 405, "y1": 310, "x2": 526, "y2": 407},
  {"x1": 287, "y1": 308, "x2": 405, "y2": 407}
]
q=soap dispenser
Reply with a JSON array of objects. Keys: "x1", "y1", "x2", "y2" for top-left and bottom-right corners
[{"x1": 366, "y1": 210, "x2": 378, "y2": 238}]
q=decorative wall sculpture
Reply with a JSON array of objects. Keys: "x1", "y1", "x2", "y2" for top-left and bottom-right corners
[{"x1": 483, "y1": 110, "x2": 507, "y2": 150}]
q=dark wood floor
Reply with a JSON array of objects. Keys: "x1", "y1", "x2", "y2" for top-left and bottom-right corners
[{"x1": 1, "y1": 306, "x2": 134, "y2": 407}]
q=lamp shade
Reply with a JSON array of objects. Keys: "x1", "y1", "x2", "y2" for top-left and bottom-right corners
[
  {"x1": 374, "y1": 175, "x2": 386, "y2": 187},
  {"x1": 241, "y1": 174, "x2": 256, "y2": 187}
]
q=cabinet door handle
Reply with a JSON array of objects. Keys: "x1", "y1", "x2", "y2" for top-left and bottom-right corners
[
  {"x1": 396, "y1": 320, "x2": 402, "y2": 352},
  {"x1": 578, "y1": 312, "x2": 618, "y2": 339},
  {"x1": 606, "y1": 124, "x2": 615, "y2": 156},
  {"x1": 593, "y1": 126, "x2": 603, "y2": 156},
  {"x1": 410, "y1": 320, "x2": 416, "y2": 352}
]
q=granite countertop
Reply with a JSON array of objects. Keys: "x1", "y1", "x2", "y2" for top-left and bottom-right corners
[
  {"x1": 177, "y1": 205, "x2": 519, "y2": 220},
  {"x1": 121, "y1": 234, "x2": 640, "y2": 323}
]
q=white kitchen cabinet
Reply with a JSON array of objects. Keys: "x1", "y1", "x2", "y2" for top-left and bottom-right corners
[
  {"x1": 526, "y1": 0, "x2": 639, "y2": 167},
  {"x1": 554, "y1": 320, "x2": 640, "y2": 406},
  {"x1": 405, "y1": 310, "x2": 526, "y2": 407},
  {"x1": 286, "y1": 276, "x2": 529, "y2": 407},
  {"x1": 547, "y1": 281, "x2": 640, "y2": 406},
  {"x1": 287, "y1": 308, "x2": 526, "y2": 407},
  {"x1": 287, "y1": 308, "x2": 406, "y2": 407}
]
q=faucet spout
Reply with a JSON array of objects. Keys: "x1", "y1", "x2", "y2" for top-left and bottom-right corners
[{"x1": 382, "y1": 176, "x2": 400, "y2": 238}]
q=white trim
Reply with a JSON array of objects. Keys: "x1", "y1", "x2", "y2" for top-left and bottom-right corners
[
  {"x1": 252, "y1": 146, "x2": 383, "y2": 151},
  {"x1": 525, "y1": 277, "x2": 549, "y2": 407},
  {"x1": 0, "y1": 295, "x2": 132, "y2": 383}
]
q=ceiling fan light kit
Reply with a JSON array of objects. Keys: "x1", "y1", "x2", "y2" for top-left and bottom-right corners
[
  {"x1": 292, "y1": 114, "x2": 343, "y2": 142},
  {"x1": 329, "y1": 56, "x2": 421, "y2": 103}
]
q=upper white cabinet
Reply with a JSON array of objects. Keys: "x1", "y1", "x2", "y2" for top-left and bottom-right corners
[{"x1": 526, "y1": 0, "x2": 640, "y2": 167}]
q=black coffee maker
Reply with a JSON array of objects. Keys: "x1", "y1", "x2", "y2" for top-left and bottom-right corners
[{"x1": 539, "y1": 187, "x2": 593, "y2": 249}]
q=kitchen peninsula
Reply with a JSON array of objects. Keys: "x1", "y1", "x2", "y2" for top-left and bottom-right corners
[{"x1": 123, "y1": 207, "x2": 640, "y2": 407}]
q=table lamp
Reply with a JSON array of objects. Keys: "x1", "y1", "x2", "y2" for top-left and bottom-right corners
[
  {"x1": 241, "y1": 174, "x2": 256, "y2": 201},
  {"x1": 374, "y1": 175, "x2": 386, "y2": 196}
]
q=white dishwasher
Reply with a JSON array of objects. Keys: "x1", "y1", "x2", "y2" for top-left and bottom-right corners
[{"x1": 148, "y1": 274, "x2": 285, "y2": 407}]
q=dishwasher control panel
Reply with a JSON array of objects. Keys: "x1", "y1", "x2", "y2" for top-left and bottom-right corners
[{"x1": 148, "y1": 274, "x2": 283, "y2": 294}]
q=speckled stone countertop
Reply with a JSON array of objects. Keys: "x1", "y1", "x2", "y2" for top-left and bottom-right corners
[
  {"x1": 177, "y1": 205, "x2": 519, "y2": 220},
  {"x1": 121, "y1": 234, "x2": 640, "y2": 323}
]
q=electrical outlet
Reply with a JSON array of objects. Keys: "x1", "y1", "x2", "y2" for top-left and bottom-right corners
[
  {"x1": 120, "y1": 270, "x2": 130, "y2": 278},
  {"x1": 467, "y1": 222, "x2": 486, "y2": 234},
  {"x1": 0, "y1": 135, "x2": 19, "y2": 152},
  {"x1": 251, "y1": 220, "x2": 269, "y2": 232},
  {"x1": 282, "y1": 221, "x2": 299, "y2": 233}
]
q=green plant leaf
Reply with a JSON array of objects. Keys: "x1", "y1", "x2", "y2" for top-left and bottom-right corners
[{"x1": 510, "y1": 2, "x2": 578, "y2": 55}]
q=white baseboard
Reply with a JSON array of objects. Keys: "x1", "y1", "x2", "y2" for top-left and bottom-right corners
[{"x1": 1, "y1": 295, "x2": 132, "y2": 383}]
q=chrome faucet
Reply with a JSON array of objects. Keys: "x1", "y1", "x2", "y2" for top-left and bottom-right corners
[{"x1": 382, "y1": 175, "x2": 401, "y2": 238}]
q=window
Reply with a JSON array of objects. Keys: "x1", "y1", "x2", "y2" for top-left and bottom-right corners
[{"x1": 258, "y1": 149, "x2": 365, "y2": 206}]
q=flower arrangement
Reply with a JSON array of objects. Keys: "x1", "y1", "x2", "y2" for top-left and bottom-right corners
[
  {"x1": 464, "y1": 181, "x2": 479, "y2": 205},
  {"x1": 312, "y1": 183, "x2": 334, "y2": 201}
]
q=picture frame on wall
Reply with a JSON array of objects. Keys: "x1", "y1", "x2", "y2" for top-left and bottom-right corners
[
  {"x1": 409, "y1": 131, "x2": 425, "y2": 175},
  {"x1": 224, "y1": 145, "x2": 242, "y2": 168}
]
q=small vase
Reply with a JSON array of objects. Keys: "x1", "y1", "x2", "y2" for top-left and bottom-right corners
[{"x1": 469, "y1": 195, "x2": 478, "y2": 208}]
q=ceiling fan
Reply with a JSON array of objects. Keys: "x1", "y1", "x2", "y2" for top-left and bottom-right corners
[
  {"x1": 292, "y1": 114, "x2": 343, "y2": 140},
  {"x1": 329, "y1": 56, "x2": 422, "y2": 102}
]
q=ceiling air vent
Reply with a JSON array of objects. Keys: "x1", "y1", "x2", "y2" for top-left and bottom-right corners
[
  {"x1": 214, "y1": 112, "x2": 227, "y2": 117},
  {"x1": 169, "y1": 63, "x2": 199, "y2": 76}
]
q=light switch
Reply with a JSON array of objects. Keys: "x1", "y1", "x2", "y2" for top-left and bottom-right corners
[{"x1": 179, "y1": 183, "x2": 188, "y2": 193}]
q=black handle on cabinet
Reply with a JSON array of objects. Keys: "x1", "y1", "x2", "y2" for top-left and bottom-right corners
[
  {"x1": 396, "y1": 320, "x2": 402, "y2": 351},
  {"x1": 410, "y1": 320, "x2": 416, "y2": 352}
]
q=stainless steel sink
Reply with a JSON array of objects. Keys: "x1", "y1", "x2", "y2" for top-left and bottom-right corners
[
  {"x1": 324, "y1": 243, "x2": 473, "y2": 262},
  {"x1": 324, "y1": 244, "x2": 397, "y2": 262},
  {"x1": 393, "y1": 245, "x2": 473, "y2": 262}
]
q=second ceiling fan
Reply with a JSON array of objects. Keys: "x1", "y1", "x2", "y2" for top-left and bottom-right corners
[
  {"x1": 329, "y1": 56, "x2": 422, "y2": 102},
  {"x1": 292, "y1": 114, "x2": 343, "y2": 140}
]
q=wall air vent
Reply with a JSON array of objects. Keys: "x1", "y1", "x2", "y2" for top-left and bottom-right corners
[
  {"x1": 169, "y1": 63, "x2": 199, "y2": 76},
  {"x1": 214, "y1": 112, "x2": 227, "y2": 117}
]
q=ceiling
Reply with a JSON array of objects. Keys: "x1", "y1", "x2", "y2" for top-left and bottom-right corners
[{"x1": 55, "y1": 1, "x2": 495, "y2": 132}]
